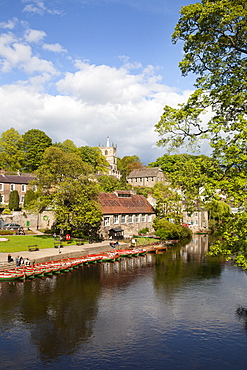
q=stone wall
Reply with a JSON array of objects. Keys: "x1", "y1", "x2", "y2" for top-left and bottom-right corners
[{"x1": 0, "y1": 210, "x2": 56, "y2": 231}]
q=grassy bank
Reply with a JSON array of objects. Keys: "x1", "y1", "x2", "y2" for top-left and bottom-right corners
[{"x1": 0, "y1": 235, "x2": 76, "y2": 253}]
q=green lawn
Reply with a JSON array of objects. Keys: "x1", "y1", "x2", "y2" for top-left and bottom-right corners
[
  {"x1": 0, "y1": 235, "x2": 75, "y2": 253},
  {"x1": 133, "y1": 237, "x2": 160, "y2": 246}
]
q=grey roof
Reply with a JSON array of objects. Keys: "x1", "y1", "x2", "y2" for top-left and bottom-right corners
[
  {"x1": 0, "y1": 173, "x2": 35, "y2": 184},
  {"x1": 127, "y1": 167, "x2": 163, "y2": 178}
]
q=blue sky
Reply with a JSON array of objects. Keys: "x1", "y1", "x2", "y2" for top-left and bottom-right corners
[{"x1": 0, "y1": 0, "x2": 200, "y2": 164}]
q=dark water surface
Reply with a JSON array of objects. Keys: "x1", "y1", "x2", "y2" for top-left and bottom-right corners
[{"x1": 0, "y1": 236, "x2": 247, "y2": 369}]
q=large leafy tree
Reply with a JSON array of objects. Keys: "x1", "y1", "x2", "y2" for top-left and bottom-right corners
[
  {"x1": 0, "y1": 128, "x2": 24, "y2": 170},
  {"x1": 152, "y1": 182, "x2": 183, "y2": 222},
  {"x1": 155, "y1": 0, "x2": 247, "y2": 267},
  {"x1": 117, "y1": 155, "x2": 142, "y2": 181},
  {"x1": 150, "y1": 154, "x2": 222, "y2": 205},
  {"x1": 79, "y1": 146, "x2": 109, "y2": 174},
  {"x1": 156, "y1": 0, "x2": 247, "y2": 159},
  {"x1": 34, "y1": 147, "x2": 102, "y2": 236},
  {"x1": 54, "y1": 139, "x2": 81, "y2": 156},
  {"x1": 22, "y1": 129, "x2": 52, "y2": 172},
  {"x1": 97, "y1": 174, "x2": 130, "y2": 193}
]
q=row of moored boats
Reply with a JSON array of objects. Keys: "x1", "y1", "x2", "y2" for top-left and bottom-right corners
[{"x1": 0, "y1": 248, "x2": 148, "y2": 282}]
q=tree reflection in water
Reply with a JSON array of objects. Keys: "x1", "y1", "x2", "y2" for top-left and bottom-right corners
[{"x1": 0, "y1": 266, "x2": 101, "y2": 360}]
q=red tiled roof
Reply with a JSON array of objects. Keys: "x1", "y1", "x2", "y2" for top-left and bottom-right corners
[{"x1": 98, "y1": 192, "x2": 155, "y2": 215}]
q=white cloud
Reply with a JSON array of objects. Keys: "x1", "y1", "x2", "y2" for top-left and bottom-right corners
[
  {"x1": 24, "y1": 29, "x2": 47, "y2": 43},
  {"x1": 22, "y1": 1, "x2": 46, "y2": 15},
  {"x1": 22, "y1": 0, "x2": 63, "y2": 16},
  {"x1": 0, "y1": 18, "x2": 18, "y2": 30},
  {"x1": 0, "y1": 31, "x2": 57, "y2": 76},
  {"x1": 43, "y1": 43, "x2": 67, "y2": 53},
  {"x1": 0, "y1": 58, "x2": 193, "y2": 163}
]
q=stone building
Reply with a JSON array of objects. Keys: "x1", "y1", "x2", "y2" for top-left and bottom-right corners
[
  {"x1": 0, "y1": 170, "x2": 35, "y2": 206},
  {"x1": 182, "y1": 206, "x2": 208, "y2": 232},
  {"x1": 127, "y1": 167, "x2": 167, "y2": 188},
  {"x1": 98, "y1": 190, "x2": 156, "y2": 239},
  {"x1": 99, "y1": 137, "x2": 121, "y2": 180}
]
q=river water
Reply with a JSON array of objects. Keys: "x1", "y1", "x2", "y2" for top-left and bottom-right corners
[{"x1": 0, "y1": 236, "x2": 247, "y2": 369}]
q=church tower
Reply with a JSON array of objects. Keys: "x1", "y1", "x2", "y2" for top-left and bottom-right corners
[{"x1": 99, "y1": 137, "x2": 121, "y2": 180}]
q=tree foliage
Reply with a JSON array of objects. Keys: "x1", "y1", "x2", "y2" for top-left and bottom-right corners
[
  {"x1": 34, "y1": 146, "x2": 102, "y2": 235},
  {"x1": 79, "y1": 146, "x2": 109, "y2": 174},
  {"x1": 9, "y1": 190, "x2": 20, "y2": 211},
  {"x1": 97, "y1": 174, "x2": 130, "y2": 193},
  {"x1": 117, "y1": 155, "x2": 142, "y2": 180},
  {"x1": 156, "y1": 0, "x2": 247, "y2": 160},
  {"x1": 23, "y1": 189, "x2": 38, "y2": 210},
  {"x1": 22, "y1": 129, "x2": 52, "y2": 172},
  {"x1": 155, "y1": 0, "x2": 247, "y2": 268},
  {"x1": 152, "y1": 182, "x2": 183, "y2": 222},
  {"x1": 153, "y1": 218, "x2": 192, "y2": 240},
  {"x1": 0, "y1": 128, "x2": 24, "y2": 170},
  {"x1": 54, "y1": 140, "x2": 81, "y2": 156}
]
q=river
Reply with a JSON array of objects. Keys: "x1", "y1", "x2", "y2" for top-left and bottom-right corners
[{"x1": 0, "y1": 235, "x2": 247, "y2": 369}]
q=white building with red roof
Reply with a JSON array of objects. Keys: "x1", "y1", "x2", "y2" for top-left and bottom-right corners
[{"x1": 98, "y1": 190, "x2": 156, "y2": 239}]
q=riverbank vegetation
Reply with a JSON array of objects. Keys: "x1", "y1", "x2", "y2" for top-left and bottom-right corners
[{"x1": 155, "y1": 0, "x2": 247, "y2": 269}]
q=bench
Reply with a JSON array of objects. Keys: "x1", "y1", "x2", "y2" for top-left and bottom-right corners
[{"x1": 28, "y1": 245, "x2": 39, "y2": 251}]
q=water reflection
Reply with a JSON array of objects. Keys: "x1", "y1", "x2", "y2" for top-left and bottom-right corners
[
  {"x1": 0, "y1": 267, "x2": 102, "y2": 361},
  {"x1": 0, "y1": 236, "x2": 246, "y2": 369}
]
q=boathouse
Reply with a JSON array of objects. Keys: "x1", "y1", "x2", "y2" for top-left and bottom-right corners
[{"x1": 98, "y1": 190, "x2": 156, "y2": 239}]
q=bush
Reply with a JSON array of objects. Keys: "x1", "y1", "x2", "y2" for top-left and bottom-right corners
[
  {"x1": 153, "y1": 218, "x2": 192, "y2": 240},
  {"x1": 0, "y1": 230, "x2": 15, "y2": 235},
  {"x1": 139, "y1": 227, "x2": 149, "y2": 235},
  {"x1": 2, "y1": 208, "x2": 12, "y2": 214}
]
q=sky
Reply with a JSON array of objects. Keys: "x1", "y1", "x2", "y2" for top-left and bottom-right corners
[{"x1": 0, "y1": 0, "x2": 199, "y2": 165}]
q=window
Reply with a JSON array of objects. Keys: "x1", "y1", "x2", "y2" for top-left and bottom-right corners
[
  {"x1": 104, "y1": 217, "x2": 110, "y2": 226},
  {"x1": 194, "y1": 212, "x2": 198, "y2": 216},
  {"x1": 113, "y1": 215, "x2": 119, "y2": 224},
  {"x1": 140, "y1": 177, "x2": 142, "y2": 182},
  {"x1": 121, "y1": 215, "x2": 126, "y2": 223},
  {"x1": 128, "y1": 215, "x2": 133, "y2": 223},
  {"x1": 21, "y1": 184, "x2": 26, "y2": 192},
  {"x1": 10, "y1": 184, "x2": 15, "y2": 191},
  {"x1": 0, "y1": 195, "x2": 4, "y2": 203},
  {"x1": 142, "y1": 214, "x2": 146, "y2": 222},
  {"x1": 105, "y1": 150, "x2": 108, "y2": 155},
  {"x1": 20, "y1": 195, "x2": 25, "y2": 203},
  {"x1": 33, "y1": 185, "x2": 37, "y2": 191},
  {"x1": 148, "y1": 214, "x2": 152, "y2": 222},
  {"x1": 0, "y1": 183, "x2": 3, "y2": 191},
  {"x1": 135, "y1": 214, "x2": 140, "y2": 223}
]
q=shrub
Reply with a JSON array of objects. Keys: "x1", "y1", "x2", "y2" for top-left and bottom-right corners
[
  {"x1": 139, "y1": 227, "x2": 149, "y2": 235},
  {"x1": 0, "y1": 230, "x2": 15, "y2": 235},
  {"x1": 9, "y1": 190, "x2": 20, "y2": 211},
  {"x1": 153, "y1": 218, "x2": 192, "y2": 240},
  {"x1": 2, "y1": 208, "x2": 12, "y2": 214}
]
